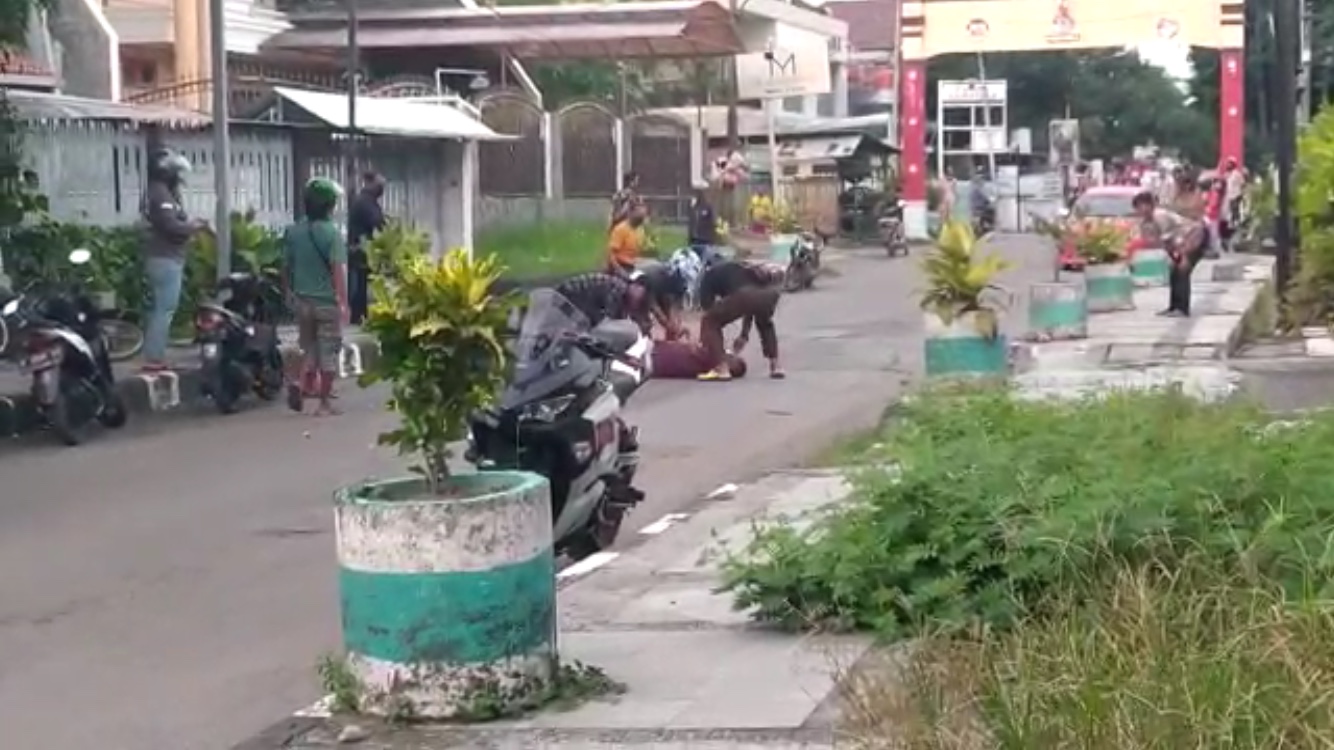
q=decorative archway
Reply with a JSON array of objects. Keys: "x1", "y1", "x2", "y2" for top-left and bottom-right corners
[{"x1": 898, "y1": 0, "x2": 1244, "y2": 238}]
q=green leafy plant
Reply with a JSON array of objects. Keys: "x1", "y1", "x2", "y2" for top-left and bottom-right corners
[
  {"x1": 1287, "y1": 108, "x2": 1334, "y2": 328},
  {"x1": 919, "y1": 221, "x2": 1010, "y2": 338},
  {"x1": 1069, "y1": 217, "x2": 1130, "y2": 265},
  {"x1": 360, "y1": 240, "x2": 518, "y2": 493},
  {"x1": 720, "y1": 387, "x2": 1334, "y2": 638},
  {"x1": 364, "y1": 219, "x2": 429, "y2": 280}
]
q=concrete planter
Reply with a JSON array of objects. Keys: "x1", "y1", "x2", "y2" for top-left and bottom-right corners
[
  {"x1": 1027, "y1": 281, "x2": 1088, "y2": 340},
  {"x1": 335, "y1": 471, "x2": 556, "y2": 718},
  {"x1": 768, "y1": 233, "x2": 798, "y2": 263},
  {"x1": 1083, "y1": 261, "x2": 1135, "y2": 312},
  {"x1": 923, "y1": 311, "x2": 1008, "y2": 377},
  {"x1": 1130, "y1": 248, "x2": 1171, "y2": 287}
]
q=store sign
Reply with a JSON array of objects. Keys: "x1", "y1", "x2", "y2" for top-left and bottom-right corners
[{"x1": 937, "y1": 80, "x2": 1008, "y2": 104}]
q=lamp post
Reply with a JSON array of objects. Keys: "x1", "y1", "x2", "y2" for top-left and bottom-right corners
[
  {"x1": 209, "y1": 0, "x2": 231, "y2": 279},
  {"x1": 346, "y1": 0, "x2": 360, "y2": 191}
]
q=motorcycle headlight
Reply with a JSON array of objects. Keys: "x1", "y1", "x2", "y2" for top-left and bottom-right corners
[{"x1": 518, "y1": 394, "x2": 577, "y2": 423}]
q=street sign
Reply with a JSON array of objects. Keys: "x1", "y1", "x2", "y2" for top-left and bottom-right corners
[
  {"x1": 735, "y1": 41, "x2": 832, "y2": 100},
  {"x1": 938, "y1": 80, "x2": 1007, "y2": 104}
]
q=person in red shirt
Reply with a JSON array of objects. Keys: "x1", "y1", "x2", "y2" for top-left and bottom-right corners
[
  {"x1": 1202, "y1": 176, "x2": 1224, "y2": 256},
  {"x1": 652, "y1": 338, "x2": 747, "y2": 379}
]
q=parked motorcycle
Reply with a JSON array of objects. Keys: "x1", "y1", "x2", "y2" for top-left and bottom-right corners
[
  {"x1": 973, "y1": 203, "x2": 997, "y2": 237},
  {"x1": 194, "y1": 271, "x2": 286, "y2": 414},
  {"x1": 783, "y1": 233, "x2": 822, "y2": 292},
  {"x1": 0, "y1": 249, "x2": 128, "y2": 445},
  {"x1": 879, "y1": 199, "x2": 909, "y2": 257},
  {"x1": 467, "y1": 289, "x2": 650, "y2": 560}
]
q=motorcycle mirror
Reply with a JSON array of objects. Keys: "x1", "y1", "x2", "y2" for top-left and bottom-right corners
[
  {"x1": 68, "y1": 248, "x2": 92, "y2": 265},
  {"x1": 1, "y1": 298, "x2": 17, "y2": 316},
  {"x1": 897, "y1": 199, "x2": 906, "y2": 207}
]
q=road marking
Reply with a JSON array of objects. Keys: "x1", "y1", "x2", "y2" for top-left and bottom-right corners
[
  {"x1": 705, "y1": 483, "x2": 739, "y2": 500},
  {"x1": 557, "y1": 551, "x2": 618, "y2": 581},
  {"x1": 638, "y1": 513, "x2": 689, "y2": 535}
]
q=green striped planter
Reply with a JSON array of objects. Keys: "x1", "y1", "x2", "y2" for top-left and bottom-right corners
[
  {"x1": 769, "y1": 233, "x2": 799, "y2": 263},
  {"x1": 923, "y1": 311, "x2": 1009, "y2": 377},
  {"x1": 1130, "y1": 248, "x2": 1171, "y2": 288},
  {"x1": 1083, "y1": 262, "x2": 1135, "y2": 313},
  {"x1": 1027, "y1": 281, "x2": 1088, "y2": 340},
  {"x1": 335, "y1": 472, "x2": 556, "y2": 718}
]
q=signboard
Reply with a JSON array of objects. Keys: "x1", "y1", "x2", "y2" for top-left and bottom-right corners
[
  {"x1": 735, "y1": 41, "x2": 832, "y2": 99},
  {"x1": 1048, "y1": 119, "x2": 1080, "y2": 165},
  {"x1": 938, "y1": 80, "x2": 1007, "y2": 104}
]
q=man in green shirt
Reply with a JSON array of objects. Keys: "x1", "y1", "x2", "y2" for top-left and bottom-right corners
[{"x1": 283, "y1": 177, "x2": 349, "y2": 416}]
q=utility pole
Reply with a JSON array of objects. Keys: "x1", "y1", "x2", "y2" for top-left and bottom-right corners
[
  {"x1": 975, "y1": 52, "x2": 997, "y2": 180},
  {"x1": 725, "y1": 0, "x2": 739, "y2": 148},
  {"x1": 209, "y1": 0, "x2": 231, "y2": 279},
  {"x1": 346, "y1": 0, "x2": 360, "y2": 191},
  {"x1": 1273, "y1": 0, "x2": 1299, "y2": 295},
  {"x1": 1298, "y1": 0, "x2": 1313, "y2": 125}
]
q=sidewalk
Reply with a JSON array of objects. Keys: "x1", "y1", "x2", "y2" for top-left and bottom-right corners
[
  {"x1": 1012, "y1": 254, "x2": 1273, "y2": 402},
  {"x1": 0, "y1": 326, "x2": 379, "y2": 437},
  {"x1": 247, "y1": 471, "x2": 867, "y2": 750}
]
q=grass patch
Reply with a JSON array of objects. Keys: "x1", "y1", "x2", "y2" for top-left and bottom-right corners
[{"x1": 476, "y1": 219, "x2": 685, "y2": 280}]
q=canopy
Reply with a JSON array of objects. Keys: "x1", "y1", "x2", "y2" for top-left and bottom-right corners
[{"x1": 273, "y1": 86, "x2": 510, "y2": 141}]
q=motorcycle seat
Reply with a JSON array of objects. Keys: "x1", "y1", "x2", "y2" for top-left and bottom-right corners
[{"x1": 590, "y1": 319, "x2": 641, "y2": 354}]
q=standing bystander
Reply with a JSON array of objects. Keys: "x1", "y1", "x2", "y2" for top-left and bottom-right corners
[
  {"x1": 283, "y1": 178, "x2": 350, "y2": 416},
  {"x1": 347, "y1": 170, "x2": 386, "y2": 325}
]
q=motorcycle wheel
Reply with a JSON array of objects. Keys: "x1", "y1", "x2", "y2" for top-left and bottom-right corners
[
  {"x1": 46, "y1": 395, "x2": 82, "y2": 446},
  {"x1": 99, "y1": 316, "x2": 145, "y2": 363},
  {"x1": 97, "y1": 390, "x2": 128, "y2": 429},
  {"x1": 783, "y1": 268, "x2": 802, "y2": 293},
  {"x1": 255, "y1": 348, "x2": 284, "y2": 401}
]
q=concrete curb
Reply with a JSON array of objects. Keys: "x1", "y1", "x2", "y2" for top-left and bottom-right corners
[{"x1": 0, "y1": 335, "x2": 379, "y2": 437}]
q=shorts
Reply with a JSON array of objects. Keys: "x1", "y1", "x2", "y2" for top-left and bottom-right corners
[{"x1": 297, "y1": 299, "x2": 343, "y2": 372}]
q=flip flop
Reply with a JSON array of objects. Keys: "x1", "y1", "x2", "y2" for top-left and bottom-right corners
[{"x1": 697, "y1": 370, "x2": 733, "y2": 382}]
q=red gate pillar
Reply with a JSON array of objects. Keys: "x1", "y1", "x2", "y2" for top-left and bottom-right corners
[
  {"x1": 1219, "y1": 48, "x2": 1245, "y2": 166},
  {"x1": 900, "y1": 59, "x2": 929, "y2": 239}
]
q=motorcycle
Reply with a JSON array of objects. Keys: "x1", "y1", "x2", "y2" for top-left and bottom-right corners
[
  {"x1": 972, "y1": 203, "x2": 997, "y2": 237},
  {"x1": 879, "y1": 199, "x2": 909, "y2": 257},
  {"x1": 0, "y1": 248, "x2": 128, "y2": 445},
  {"x1": 194, "y1": 271, "x2": 286, "y2": 414},
  {"x1": 783, "y1": 233, "x2": 822, "y2": 293},
  {"x1": 467, "y1": 289, "x2": 650, "y2": 560}
]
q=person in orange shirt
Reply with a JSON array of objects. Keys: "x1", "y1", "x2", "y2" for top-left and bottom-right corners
[{"x1": 607, "y1": 202, "x2": 647, "y2": 275}]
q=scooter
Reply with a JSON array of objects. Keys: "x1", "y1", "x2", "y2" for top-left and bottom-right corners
[
  {"x1": 972, "y1": 203, "x2": 997, "y2": 237},
  {"x1": 0, "y1": 249, "x2": 128, "y2": 445},
  {"x1": 194, "y1": 271, "x2": 285, "y2": 414},
  {"x1": 879, "y1": 199, "x2": 909, "y2": 257},
  {"x1": 783, "y1": 233, "x2": 821, "y2": 292},
  {"x1": 467, "y1": 289, "x2": 650, "y2": 560}
]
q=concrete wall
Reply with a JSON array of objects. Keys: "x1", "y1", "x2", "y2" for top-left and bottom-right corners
[
  {"x1": 474, "y1": 196, "x2": 607, "y2": 232},
  {"x1": 49, "y1": 0, "x2": 120, "y2": 100}
]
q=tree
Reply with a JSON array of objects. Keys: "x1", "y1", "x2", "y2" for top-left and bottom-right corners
[{"x1": 0, "y1": 0, "x2": 53, "y2": 232}]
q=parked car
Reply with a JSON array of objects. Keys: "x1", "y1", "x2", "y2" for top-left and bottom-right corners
[{"x1": 1059, "y1": 186, "x2": 1142, "y2": 270}]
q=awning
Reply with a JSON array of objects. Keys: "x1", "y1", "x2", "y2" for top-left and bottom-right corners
[
  {"x1": 273, "y1": 86, "x2": 510, "y2": 141},
  {"x1": 4, "y1": 89, "x2": 210, "y2": 126},
  {"x1": 269, "y1": 1, "x2": 746, "y2": 60}
]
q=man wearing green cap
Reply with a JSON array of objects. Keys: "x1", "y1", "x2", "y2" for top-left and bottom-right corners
[{"x1": 282, "y1": 177, "x2": 349, "y2": 416}]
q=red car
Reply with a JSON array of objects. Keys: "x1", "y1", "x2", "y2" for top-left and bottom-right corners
[{"x1": 1059, "y1": 186, "x2": 1143, "y2": 271}]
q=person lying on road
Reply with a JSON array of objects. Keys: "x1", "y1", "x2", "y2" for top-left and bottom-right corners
[{"x1": 652, "y1": 338, "x2": 747, "y2": 380}]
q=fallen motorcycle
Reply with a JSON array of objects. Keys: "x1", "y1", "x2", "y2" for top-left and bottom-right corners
[{"x1": 783, "y1": 233, "x2": 822, "y2": 292}]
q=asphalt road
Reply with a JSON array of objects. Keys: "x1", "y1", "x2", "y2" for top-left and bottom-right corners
[{"x1": 0, "y1": 239, "x2": 1056, "y2": 750}]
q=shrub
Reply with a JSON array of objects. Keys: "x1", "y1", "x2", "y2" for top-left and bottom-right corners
[
  {"x1": 919, "y1": 222, "x2": 1009, "y2": 338},
  {"x1": 1288, "y1": 107, "x2": 1334, "y2": 327},
  {"x1": 841, "y1": 555, "x2": 1334, "y2": 749},
  {"x1": 719, "y1": 388, "x2": 1334, "y2": 637},
  {"x1": 359, "y1": 241, "x2": 517, "y2": 492}
]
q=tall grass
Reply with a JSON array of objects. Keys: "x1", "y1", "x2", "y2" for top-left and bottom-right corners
[{"x1": 839, "y1": 553, "x2": 1334, "y2": 749}]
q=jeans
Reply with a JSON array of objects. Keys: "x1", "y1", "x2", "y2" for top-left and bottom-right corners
[
  {"x1": 144, "y1": 255, "x2": 185, "y2": 362},
  {"x1": 348, "y1": 249, "x2": 369, "y2": 324},
  {"x1": 1169, "y1": 241, "x2": 1205, "y2": 315}
]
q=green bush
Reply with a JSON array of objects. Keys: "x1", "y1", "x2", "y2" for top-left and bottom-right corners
[
  {"x1": 2, "y1": 218, "x2": 146, "y2": 309},
  {"x1": 1288, "y1": 107, "x2": 1334, "y2": 327},
  {"x1": 720, "y1": 388, "x2": 1334, "y2": 637}
]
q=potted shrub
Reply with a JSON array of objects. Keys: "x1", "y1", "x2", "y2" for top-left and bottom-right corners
[
  {"x1": 332, "y1": 245, "x2": 557, "y2": 719},
  {"x1": 920, "y1": 221, "x2": 1011, "y2": 377},
  {"x1": 767, "y1": 201, "x2": 802, "y2": 263},
  {"x1": 1073, "y1": 219, "x2": 1135, "y2": 312}
]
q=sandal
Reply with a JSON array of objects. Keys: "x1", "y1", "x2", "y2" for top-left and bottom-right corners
[{"x1": 697, "y1": 370, "x2": 733, "y2": 382}]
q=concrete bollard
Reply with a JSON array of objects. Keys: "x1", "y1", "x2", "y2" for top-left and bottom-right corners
[
  {"x1": 768, "y1": 234, "x2": 798, "y2": 263},
  {"x1": 923, "y1": 311, "x2": 1009, "y2": 377},
  {"x1": 1083, "y1": 262, "x2": 1135, "y2": 312},
  {"x1": 1130, "y1": 248, "x2": 1171, "y2": 287},
  {"x1": 1027, "y1": 281, "x2": 1088, "y2": 340},
  {"x1": 335, "y1": 472, "x2": 557, "y2": 718},
  {"x1": 1212, "y1": 261, "x2": 1246, "y2": 282}
]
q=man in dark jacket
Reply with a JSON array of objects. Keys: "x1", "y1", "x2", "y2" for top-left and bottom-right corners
[
  {"x1": 696, "y1": 260, "x2": 785, "y2": 381},
  {"x1": 346, "y1": 171, "x2": 386, "y2": 324},
  {"x1": 141, "y1": 149, "x2": 206, "y2": 371},
  {"x1": 687, "y1": 180, "x2": 718, "y2": 257}
]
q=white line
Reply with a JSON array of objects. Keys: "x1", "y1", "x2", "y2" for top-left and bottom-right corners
[
  {"x1": 557, "y1": 551, "x2": 618, "y2": 581},
  {"x1": 638, "y1": 513, "x2": 689, "y2": 535}
]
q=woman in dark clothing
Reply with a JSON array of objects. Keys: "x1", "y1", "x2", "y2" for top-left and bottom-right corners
[{"x1": 696, "y1": 261, "x2": 785, "y2": 381}]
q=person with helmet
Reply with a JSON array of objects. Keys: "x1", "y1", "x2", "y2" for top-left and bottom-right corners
[
  {"x1": 282, "y1": 177, "x2": 349, "y2": 416},
  {"x1": 141, "y1": 148, "x2": 208, "y2": 372}
]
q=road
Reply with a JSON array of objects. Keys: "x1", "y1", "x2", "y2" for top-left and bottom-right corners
[{"x1": 0, "y1": 239, "x2": 1055, "y2": 750}]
